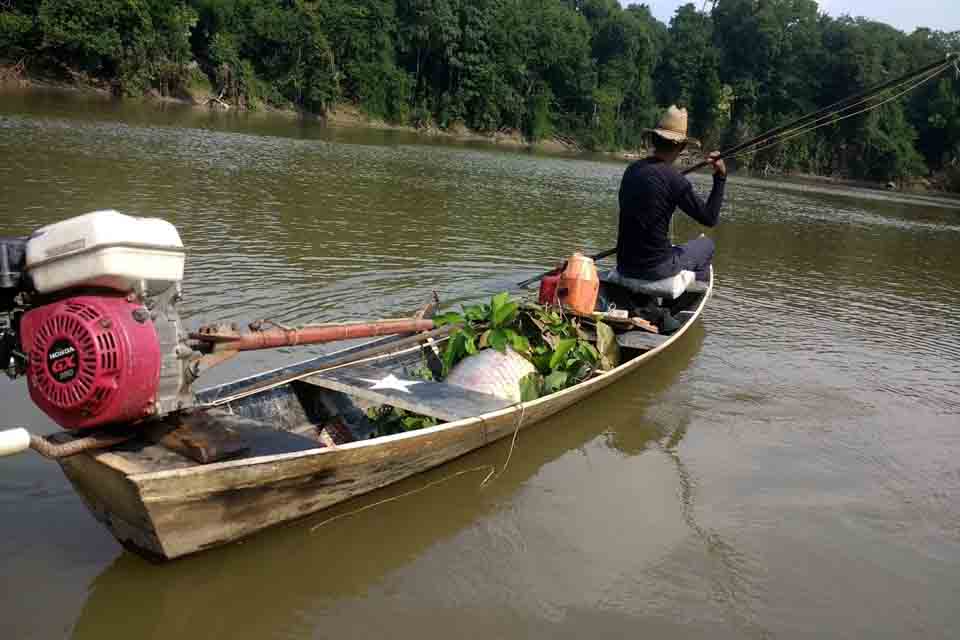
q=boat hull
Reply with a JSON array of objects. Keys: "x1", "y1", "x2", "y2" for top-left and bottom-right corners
[{"x1": 57, "y1": 273, "x2": 713, "y2": 560}]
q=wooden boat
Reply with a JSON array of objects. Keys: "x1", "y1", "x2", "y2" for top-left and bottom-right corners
[{"x1": 55, "y1": 272, "x2": 713, "y2": 560}]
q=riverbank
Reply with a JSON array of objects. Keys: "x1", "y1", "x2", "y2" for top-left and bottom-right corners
[
  {"x1": 0, "y1": 60, "x2": 584, "y2": 155},
  {"x1": 768, "y1": 169, "x2": 960, "y2": 197},
  {"x1": 323, "y1": 104, "x2": 582, "y2": 153},
  {"x1": 3, "y1": 64, "x2": 956, "y2": 197}
]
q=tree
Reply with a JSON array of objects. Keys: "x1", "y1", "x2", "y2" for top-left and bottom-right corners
[{"x1": 656, "y1": 4, "x2": 722, "y2": 142}]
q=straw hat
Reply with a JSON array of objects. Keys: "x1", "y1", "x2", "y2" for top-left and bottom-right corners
[{"x1": 648, "y1": 105, "x2": 688, "y2": 142}]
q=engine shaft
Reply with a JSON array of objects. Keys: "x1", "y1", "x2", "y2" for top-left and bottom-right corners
[{"x1": 191, "y1": 318, "x2": 436, "y2": 352}]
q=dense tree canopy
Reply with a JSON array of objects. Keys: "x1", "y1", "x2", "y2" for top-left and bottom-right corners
[{"x1": 1, "y1": 0, "x2": 958, "y2": 182}]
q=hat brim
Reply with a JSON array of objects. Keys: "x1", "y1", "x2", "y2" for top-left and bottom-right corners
[
  {"x1": 645, "y1": 130, "x2": 701, "y2": 148},
  {"x1": 646, "y1": 127, "x2": 688, "y2": 142}
]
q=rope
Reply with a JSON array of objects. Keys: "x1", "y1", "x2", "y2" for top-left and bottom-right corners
[
  {"x1": 308, "y1": 464, "x2": 496, "y2": 531},
  {"x1": 481, "y1": 400, "x2": 527, "y2": 487},
  {"x1": 308, "y1": 398, "x2": 528, "y2": 531},
  {"x1": 29, "y1": 431, "x2": 135, "y2": 459}
]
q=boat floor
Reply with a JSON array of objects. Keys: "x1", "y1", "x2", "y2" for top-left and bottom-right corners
[{"x1": 103, "y1": 349, "x2": 468, "y2": 475}]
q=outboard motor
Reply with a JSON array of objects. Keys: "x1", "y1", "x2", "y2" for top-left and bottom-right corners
[
  {"x1": 2, "y1": 211, "x2": 194, "y2": 430},
  {"x1": 1, "y1": 210, "x2": 436, "y2": 449}
]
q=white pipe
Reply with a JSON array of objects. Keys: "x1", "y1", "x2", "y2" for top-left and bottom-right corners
[{"x1": 0, "y1": 428, "x2": 31, "y2": 457}]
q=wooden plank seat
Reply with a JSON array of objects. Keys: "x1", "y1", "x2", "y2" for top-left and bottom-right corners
[{"x1": 300, "y1": 364, "x2": 515, "y2": 422}]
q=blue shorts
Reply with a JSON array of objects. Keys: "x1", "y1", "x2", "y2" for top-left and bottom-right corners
[{"x1": 672, "y1": 236, "x2": 715, "y2": 282}]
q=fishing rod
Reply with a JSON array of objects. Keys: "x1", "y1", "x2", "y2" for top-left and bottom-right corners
[
  {"x1": 684, "y1": 52, "x2": 957, "y2": 173},
  {"x1": 517, "y1": 53, "x2": 958, "y2": 289}
]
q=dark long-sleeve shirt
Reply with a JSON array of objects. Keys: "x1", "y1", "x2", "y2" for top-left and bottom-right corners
[{"x1": 616, "y1": 157, "x2": 725, "y2": 280}]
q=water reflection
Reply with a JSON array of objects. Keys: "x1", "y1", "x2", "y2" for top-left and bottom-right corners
[{"x1": 72, "y1": 329, "x2": 707, "y2": 639}]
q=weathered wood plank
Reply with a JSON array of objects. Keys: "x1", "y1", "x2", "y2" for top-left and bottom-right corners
[
  {"x1": 299, "y1": 364, "x2": 514, "y2": 422},
  {"x1": 58, "y1": 454, "x2": 162, "y2": 557},
  {"x1": 136, "y1": 417, "x2": 491, "y2": 558}
]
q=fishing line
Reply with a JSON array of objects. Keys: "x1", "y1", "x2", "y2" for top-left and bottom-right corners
[
  {"x1": 726, "y1": 60, "x2": 953, "y2": 162},
  {"x1": 732, "y1": 60, "x2": 952, "y2": 157},
  {"x1": 731, "y1": 63, "x2": 949, "y2": 157},
  {"x1": 309, "y1": 464, "x2": 496, "y2": 531}
]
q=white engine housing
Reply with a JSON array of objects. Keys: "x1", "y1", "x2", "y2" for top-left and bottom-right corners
[{"x1": 26, "y1": 210, "x2": 185, "y2": 294}]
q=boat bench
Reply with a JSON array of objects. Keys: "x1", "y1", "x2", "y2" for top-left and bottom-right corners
[
  {"x1": 600, "y1": 270, "x2": 710, "y2": 300},
  {"x1": 300, "y1": 364, "x2": 515, "y2": 422}
]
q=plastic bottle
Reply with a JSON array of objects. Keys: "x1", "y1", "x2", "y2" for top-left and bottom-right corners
[{"x1": 559, "y1": 252, "x2": 599, "y2": 315}]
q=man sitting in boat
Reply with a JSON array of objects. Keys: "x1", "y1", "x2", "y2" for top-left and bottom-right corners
[{"x1": 615, "y1": 105, "x2": 726, "y2": 285}]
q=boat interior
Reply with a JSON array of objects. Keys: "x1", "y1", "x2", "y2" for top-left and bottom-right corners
[{"x1": 99, "y1": 278, "x2": 710, "y2": 475}]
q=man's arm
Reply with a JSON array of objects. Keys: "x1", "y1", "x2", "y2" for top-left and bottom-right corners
[{"x1": 676, "y1": 151, "x2": 726, "y2": 228}]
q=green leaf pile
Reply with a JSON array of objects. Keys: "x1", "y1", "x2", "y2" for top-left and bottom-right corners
[{"x1": 437, "y1": 293, "x2": 603, "y2": 400}]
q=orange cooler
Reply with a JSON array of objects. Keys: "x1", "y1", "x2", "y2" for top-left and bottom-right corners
[{"x1": 559, "y1": 252, "x2": 599, "y2": 315}]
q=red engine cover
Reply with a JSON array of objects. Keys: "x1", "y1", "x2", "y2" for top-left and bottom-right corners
[{"x1": 19, "y1": 295, "x2": 161, "y2": 430}]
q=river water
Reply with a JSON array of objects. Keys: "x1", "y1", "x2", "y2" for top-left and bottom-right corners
[{"x1": 1, "y1": 88, "x2": 959, "y2": 639}]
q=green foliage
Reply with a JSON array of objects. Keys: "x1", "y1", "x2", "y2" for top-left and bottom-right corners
[
  {"x1": 0, "y1": 8, "x2": 36, "y2": 55},
  {"x1": 366, "y1": 405, "x2": 438, "y2": 437},
  {"x1": 519, "y1": 372, "x2": 542, "y2": 401},
  {"x1": 528, "y1": 87, "x2": 554, "y2": 141},
  {"x1": 435, "y1": 292, "x2": 526, "y2": 376},
  {"x1": 705, "y1": 2, "x2": 956, "y2": 181},
  {"x1": 194, "y1": 0, "x2": 338, "y2": 111},
  {"x1": 490, "y1": 292, "x2": 519, "y2": 328},
  {"x1": 363, "y1": 292, "x2": 605, "y2": 436}
]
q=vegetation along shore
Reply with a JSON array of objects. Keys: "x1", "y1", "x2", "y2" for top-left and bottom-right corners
[{"x1": 1, "y1": 1, "x2": 958, "y2": 190}]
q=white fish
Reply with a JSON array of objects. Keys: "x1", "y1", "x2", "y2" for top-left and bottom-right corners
[{"x1": 446, "y1": 348, "x2": 536, "y2": 403}]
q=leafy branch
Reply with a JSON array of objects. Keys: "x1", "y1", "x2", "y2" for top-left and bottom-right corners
[{"x1": 435, "y1": 292, "x2": 603, "y2": 399}]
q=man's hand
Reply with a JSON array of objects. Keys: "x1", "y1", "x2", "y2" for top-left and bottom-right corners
[{"x1": 708, "y1": 151, "x2": 726, "y2": 177}]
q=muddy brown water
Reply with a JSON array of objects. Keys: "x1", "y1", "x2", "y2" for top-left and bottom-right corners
[{"x1": 1, "y1": 88, "x2": 959, "y2": 639}]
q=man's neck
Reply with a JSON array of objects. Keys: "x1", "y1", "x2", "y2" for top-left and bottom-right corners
[{"x1": 653, "y1": 150, "x2": 678, "y2": 164}]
